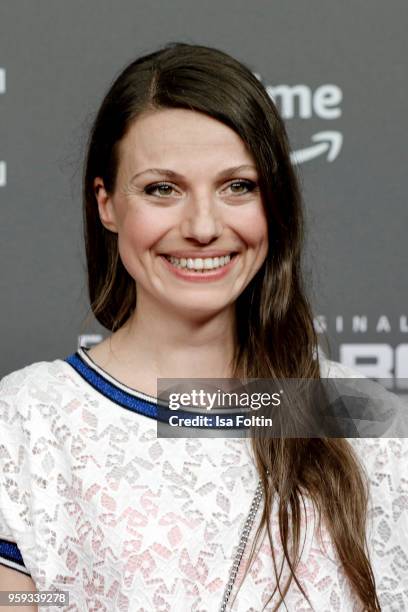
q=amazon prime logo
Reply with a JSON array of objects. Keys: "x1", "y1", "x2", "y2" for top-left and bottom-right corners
[
  {"x1": 255, "y1": 75, "x2": 343, "y2": 164},
  {"x1": 0, "y1": 68, "x2": 5, "y2": 186}
]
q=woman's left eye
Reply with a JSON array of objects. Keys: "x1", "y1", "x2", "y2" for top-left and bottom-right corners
[{"x1": 227, "y1": 180, "x2": 257, "y2": 195}]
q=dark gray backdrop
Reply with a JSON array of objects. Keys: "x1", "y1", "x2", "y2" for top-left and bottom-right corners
[{"x1": 1, "y1": 1, "x2": 407, "y2": 390}]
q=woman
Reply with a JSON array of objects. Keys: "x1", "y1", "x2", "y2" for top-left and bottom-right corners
[{"x1": 0, "y1": 43, "x2": 406, "y2": 611}]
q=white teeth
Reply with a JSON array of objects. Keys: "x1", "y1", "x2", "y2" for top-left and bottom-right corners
[{"x1": 166, "y1": 254, "x2": 233, "y2": 271}]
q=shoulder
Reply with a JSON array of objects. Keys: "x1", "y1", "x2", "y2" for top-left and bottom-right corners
[
  {"x1": 318, "y1": 352, "x2": 366, "y2": 379},
  {"x1": 0, "y1": 358, "x2": 83, "y2": 429},
  {"x1": 0, "y1": 359, "x2": 75, "y2": 579},
  {"x1": 0, "y1": 358, "x2": 62, "y2": 425},
  {"x1": 0, "y1": 355, "x2": 83, "y2": 497},
  {"x1": 1, "y1": 359, "x2": 65, "y2": 391},
  {"x1": 1, "y1": 357, "x2": 75, "y2": 397}
]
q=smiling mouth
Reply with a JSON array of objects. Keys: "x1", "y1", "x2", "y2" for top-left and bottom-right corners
[{"x1": 162, "y1": 252, "x2": 238, "y2": 272}]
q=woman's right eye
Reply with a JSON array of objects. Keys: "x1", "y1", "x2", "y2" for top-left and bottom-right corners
[{"x1": 144, "y1": 182, "x2": 176, "y2": 197}]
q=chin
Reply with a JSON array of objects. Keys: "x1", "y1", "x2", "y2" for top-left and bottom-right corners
[{"x1": 169, "y1": 299, "x2": 233, "y2": 319}]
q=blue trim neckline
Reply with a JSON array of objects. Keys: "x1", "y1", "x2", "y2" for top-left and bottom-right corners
[{"x1": 64, "y1": 351, "x2": 245, "y2": 429}]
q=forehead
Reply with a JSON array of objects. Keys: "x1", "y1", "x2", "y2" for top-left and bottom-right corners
[{"x1": 117, "y1": 108, "x2": 255, "y2": 173}]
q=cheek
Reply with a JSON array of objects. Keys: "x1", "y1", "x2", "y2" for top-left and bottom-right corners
[
  {"x1": 116, "y1": 208, "x2": 166, "y2": 259},
  {"x1": 231, "y1": 206, "x2": 268, "y2": 249}
]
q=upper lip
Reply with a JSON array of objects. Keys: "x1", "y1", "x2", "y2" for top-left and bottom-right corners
[{"x1": 162, "y1": 251, "x2": 238, "y2": 258}]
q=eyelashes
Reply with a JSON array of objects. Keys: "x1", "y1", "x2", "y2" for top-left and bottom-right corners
[
  {"x1": 228, "y1": 180, "x2": 259, "y2": 195},
  {"x1": 144, "y1": 182, "x2": 176, "y2": 197},
  {"x1": 143, "y1": 179, "x2": 259, "y2": 198}
]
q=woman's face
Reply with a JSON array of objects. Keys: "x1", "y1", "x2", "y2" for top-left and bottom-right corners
[{"x1": 94, "y1": 108, "x2": 268, "y2": 320}]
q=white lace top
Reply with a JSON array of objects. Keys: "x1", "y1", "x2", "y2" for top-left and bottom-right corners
[{"x1": 0, "y1": 348, "x2": 407, "y2": 611}]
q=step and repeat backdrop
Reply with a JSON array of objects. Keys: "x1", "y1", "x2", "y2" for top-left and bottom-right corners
[{"x1": 0, "y1": 1, "x2": 407, "y2": 393}]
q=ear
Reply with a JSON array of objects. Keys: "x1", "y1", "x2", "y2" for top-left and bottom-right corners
[{"x1": 93, "y1": 177, "x2": 118, "y2": 233}]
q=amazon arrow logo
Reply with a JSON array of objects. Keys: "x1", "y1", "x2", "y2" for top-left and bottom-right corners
[
  {"x1": 254, "y1": 77, "x2": 344, "y2": 165},
  {"x1": 290, "y1": 131, "x2": 343, "y2": 164}
]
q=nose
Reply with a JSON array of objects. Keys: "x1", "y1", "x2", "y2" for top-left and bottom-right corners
[{"x1": 180, "y1": 193, "x2": 223, "y2": 244}]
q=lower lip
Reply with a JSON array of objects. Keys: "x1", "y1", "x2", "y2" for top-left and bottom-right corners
[{"x1": 159, "y1": 255, "x2": 239, "y2": 282}]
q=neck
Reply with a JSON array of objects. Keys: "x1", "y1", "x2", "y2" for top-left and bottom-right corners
[{"x1": 103, "y1": 293, "x2": 237, "y2": 381}]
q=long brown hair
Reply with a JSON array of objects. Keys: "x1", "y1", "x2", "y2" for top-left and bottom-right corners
[{"x1": 82, "y1": 43, "x2": 380, "y2": 610}]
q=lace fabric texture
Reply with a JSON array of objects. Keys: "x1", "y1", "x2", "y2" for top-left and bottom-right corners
[{"x1": 0, "y1": 357, "x2": 407, "y2": 611}]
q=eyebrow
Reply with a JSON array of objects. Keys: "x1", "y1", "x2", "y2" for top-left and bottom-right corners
[{"x1": 130, "y1": 164, "x2": 258, "y2": 182}]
